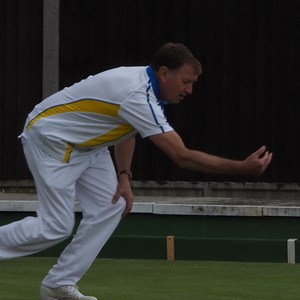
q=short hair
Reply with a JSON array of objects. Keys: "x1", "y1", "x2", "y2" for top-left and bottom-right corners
[{"x1": 150, "y1": 42, "x2": 202, "y2": 75}]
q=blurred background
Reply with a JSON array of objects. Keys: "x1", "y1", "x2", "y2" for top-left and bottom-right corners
[{"x1": 1, "y1": 0, "x2": 299, "y2": 183}]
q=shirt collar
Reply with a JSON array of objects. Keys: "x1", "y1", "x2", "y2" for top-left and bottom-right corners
[{"x1": 146, "y1": 66, "x2": 169, "y2": 109}]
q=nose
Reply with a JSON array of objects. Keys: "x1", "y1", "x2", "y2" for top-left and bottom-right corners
[{"x1": 185, "y1": 84, "x2": 193, "y2": 94}]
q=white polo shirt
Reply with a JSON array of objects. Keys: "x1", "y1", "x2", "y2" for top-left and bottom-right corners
[{"x1": 24, "y1": 66, "x2": 174, "y2": 163}]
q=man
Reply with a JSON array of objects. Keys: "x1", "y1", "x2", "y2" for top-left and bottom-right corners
[{"x1": 0, "y1": 43, "x2": 272, "y2": 300}]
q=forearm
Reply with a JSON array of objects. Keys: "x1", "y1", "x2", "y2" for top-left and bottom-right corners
[
  {"x1": 150, "y1": 132, "x2": 241, "y2": 174},
  {"x1": 178, "y1": 149, "x2": 243, "y2": 175},
  {"x1": 114, "y1": 136, "x2": 136, "y2": 174}
]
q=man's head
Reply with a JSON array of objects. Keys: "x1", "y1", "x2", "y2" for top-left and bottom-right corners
[{"x1": 150, "y1": 43, "x2": 202, "y2": 104}]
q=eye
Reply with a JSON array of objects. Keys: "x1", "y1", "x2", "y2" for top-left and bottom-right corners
[
  {"x1": 183, "y1": 80, "x2": 194, "y2": 86},
  {"x1": 183, "y1": 80, "x2": 191, "y2": 85}
]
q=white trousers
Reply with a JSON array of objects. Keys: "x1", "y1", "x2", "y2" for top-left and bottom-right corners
[{"x1": 0, "y1": 136, "x2": 125, "y2": 288}]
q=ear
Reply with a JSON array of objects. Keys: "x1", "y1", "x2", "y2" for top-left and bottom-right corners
[{"x1": 157, "y1": 66, "x2": 169, "y2": 82}]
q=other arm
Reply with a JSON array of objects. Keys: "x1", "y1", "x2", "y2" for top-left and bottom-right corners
[{"x1": 112, "y1": 135, "x2": 136, "y2": 216}]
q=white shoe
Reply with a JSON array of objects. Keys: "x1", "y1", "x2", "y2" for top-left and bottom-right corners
[{"x1": 39, "y1": 284, "x2": 97, "y2": 300}]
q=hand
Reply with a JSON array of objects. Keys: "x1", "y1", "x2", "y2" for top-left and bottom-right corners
[
  {"x1": 112, "y1": 176, "x2": 134, "y2": 217},
  {"x1": 242, "y1": 146, "x2": 273, "y2": 175}
]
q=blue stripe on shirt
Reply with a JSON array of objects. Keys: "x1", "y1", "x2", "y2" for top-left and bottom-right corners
[{"x1": 146, "y1": 78, "x2": 166, "y2": 133}]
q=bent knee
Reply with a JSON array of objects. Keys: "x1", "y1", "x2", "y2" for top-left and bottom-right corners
[{"x1": 44, "y1": 218, "x2": 75, "y2": 240}]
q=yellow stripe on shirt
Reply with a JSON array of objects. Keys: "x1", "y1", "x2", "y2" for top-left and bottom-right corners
[
  {"x1": 26, "y1": 99, "x2": 120, "y2": 129},
  {"x1": 78, "y1": 123, "x2": 135, "y2": 148}
]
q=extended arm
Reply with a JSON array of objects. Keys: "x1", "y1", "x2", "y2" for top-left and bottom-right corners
[
  {"x1": 149, "y1": 131, "x2": 272, "y2": 175},
  {"x1": 112, "y1": 135, "x2": 136, "y2": 216}
]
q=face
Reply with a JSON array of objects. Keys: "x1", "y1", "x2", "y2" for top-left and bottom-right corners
[{"x1": 156, "y1": 64, "x2": 198, "y2": 104}]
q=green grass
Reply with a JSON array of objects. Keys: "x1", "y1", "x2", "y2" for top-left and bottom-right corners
[{"x1": 1, "y1": 258, "x2": 300, "y2": 299}]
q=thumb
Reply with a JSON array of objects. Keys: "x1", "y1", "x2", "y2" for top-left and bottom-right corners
[
  {"x1": 112, "y1": 191, "x2": 121, "y2": 204},
  {"x1": 253, "y1": 145, "x2": 266, "y2": 157}
]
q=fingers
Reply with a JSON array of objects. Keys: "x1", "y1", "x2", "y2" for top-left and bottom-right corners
[
  {"x1": 122, "y1": 203, "x2": 132, "y2": 217},
  {"x1": 259, "y1": 149, "x2": 273, "y2": 165},
  {"x1": 112, "y1": 191, "x2": 133, "y2": 217},
  {"x1": 245, "y1": 145, "x2": 273, "y2": 175},
  {"x1": 261, "y1": 151, "x2": 273, "y2": 173},
  {"x1": 256, "y1": 147, "x2": 273, "y2": 175},
  {"x1": 121, "y1": 195, "x2": 133, "y2": 217},
  {"x1": 267, "y1": 152, "x2": 273, "y2": 165}
]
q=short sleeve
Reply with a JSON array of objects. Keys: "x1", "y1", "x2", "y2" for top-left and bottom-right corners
[{"x1": 119, "y1": 90, "x2": 174, "y2": 138}]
